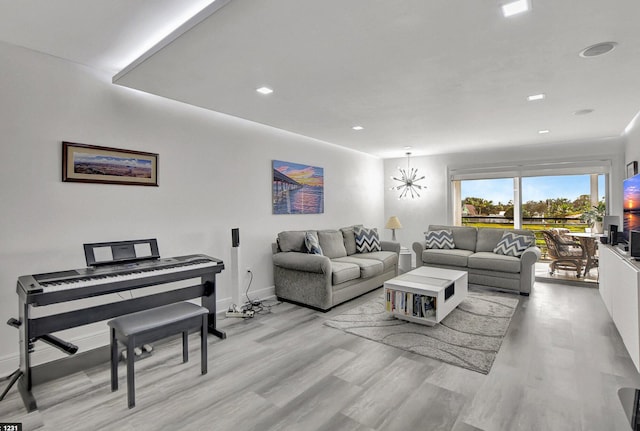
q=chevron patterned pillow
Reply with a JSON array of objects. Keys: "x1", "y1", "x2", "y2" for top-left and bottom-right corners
[
  {"x1": 424, "y1": 230, "x2": 455, "y2": 249},
  {"x1": 304, "y1": 231, "x2": 323, "y2": 255},
  {"x1": 493, "y1": 232, "x2": 534, "y2": 257},
  {"x1": 354, "y1": 227, "x2": 381, "y2": 253}
]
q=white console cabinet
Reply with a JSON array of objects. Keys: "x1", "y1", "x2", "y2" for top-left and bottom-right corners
[{"x1": 599, "y1": 245, "x2": 640, "y2": 371}]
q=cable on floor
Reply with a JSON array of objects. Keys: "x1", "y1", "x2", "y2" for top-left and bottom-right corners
[{"x1": 242, "y1": 270, "x2": 280, "y2": 314}]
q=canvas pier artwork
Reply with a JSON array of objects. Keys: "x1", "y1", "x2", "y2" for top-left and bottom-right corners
[{"x1": 272, "y1": 160, "x2": 324, "y2": 214}]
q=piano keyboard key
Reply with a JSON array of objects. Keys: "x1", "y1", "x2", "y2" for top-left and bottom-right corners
[{"x1": 40, "y1": 260, "x2": 218, "y2": 293}]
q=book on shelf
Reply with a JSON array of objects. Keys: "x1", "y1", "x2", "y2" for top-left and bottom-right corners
[
  {"x1": 386, "y1": 289, "x2": 391, "y2": 312},
  {"x1": 422, "y1": 296, "x2": 435, "y2": 317},
  {"x1": 413, "y1": 294, "x2": 421, "y2": 317},
  {"x1": 385, "y1": 289, "x2": 436, "y2": 318}
]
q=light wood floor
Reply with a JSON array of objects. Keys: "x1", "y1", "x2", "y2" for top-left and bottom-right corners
[
  {"x1": 1, "y1": 280, "x2": 638, "y2": 431},
  {"x1": 535, "y1": 261, "x2": 599, "y2": 285}
]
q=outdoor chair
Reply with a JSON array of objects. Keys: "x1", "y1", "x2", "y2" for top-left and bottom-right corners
[
  {"x1": 549, "y1": 228, "x2": 581, "y2": 246},
  {"x1": 541, "y1": 230, "x2": 586, "y2": 278}
]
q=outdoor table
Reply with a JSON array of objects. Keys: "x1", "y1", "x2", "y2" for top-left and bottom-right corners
[{"x1": 567, "y1": 232, "x2": 603, "y2": 277}]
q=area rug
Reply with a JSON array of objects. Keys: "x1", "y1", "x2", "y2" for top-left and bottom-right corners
[{"x1": 324, "y1": 290, "x2": 519, "y2": 374}]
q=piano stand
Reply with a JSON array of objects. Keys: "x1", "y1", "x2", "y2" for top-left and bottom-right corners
[
  {"x1": 0, "y1": 369, "x2": 21, "y2": 402},
  {"x1": 12, "y1": 253, "x2": 225, "y2": 412},
  {"x1": 209, "y1": 326, "x2": 227, "y2": 340},
  {"x1": 202, "y1": 280, "x2": 226, "y2": 340},
  {"x1": 0, "y1": 369, "x2": 38, "y2": 413},
  {"x1": 17, "y1": 374, "x2": 37, "y2": 412},
  {"x1": 0, "y1": 319, "x2": 26, "y2": 405}
]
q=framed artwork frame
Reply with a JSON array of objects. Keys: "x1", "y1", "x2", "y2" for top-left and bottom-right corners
[
  {"x1": 62, "y1": 142, "x2": 158, "y2": 186},
  {"x1": 272, "y1": 160, "x2": 324, "y2": 214},
  {"x1": 627, "y1": 161, "x2": 638, "y2": 178}
]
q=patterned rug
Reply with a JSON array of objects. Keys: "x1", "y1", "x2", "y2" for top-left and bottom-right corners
[{"x1": 324, "y1": 290, "x2": 519, "y2": 374}]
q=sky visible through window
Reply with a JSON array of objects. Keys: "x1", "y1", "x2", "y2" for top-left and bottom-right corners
[{"x1": 461, "y1": 175, "x2": 606, "y2": 204}]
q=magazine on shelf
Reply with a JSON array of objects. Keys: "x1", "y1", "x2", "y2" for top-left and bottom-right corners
[{"x1": 385, "y1": 289, "x2": 436, "y2": 318}]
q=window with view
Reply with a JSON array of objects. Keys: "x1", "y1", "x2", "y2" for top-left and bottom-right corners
[
  {"x1": 459, "y1": 178, "x2": 516, "y2": 228},
  {"x1": 454, "y1": 173, "x2": 607, "y2": 264}
]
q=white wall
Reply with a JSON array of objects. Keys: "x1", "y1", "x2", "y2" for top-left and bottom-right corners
[
  {"x1": 384, "y1": 140, "x2": 626, "y2": 266},
  {"x1": 625, "y1": 112, "x2": 640, "y2": 167},
  {"x1": 0, "y1": 42, "x2": 384, "y2": 375}
]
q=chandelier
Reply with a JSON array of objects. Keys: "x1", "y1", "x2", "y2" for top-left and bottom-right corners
[{"x1": 390, "y1": 152, "x2": 425, "y2": 199}]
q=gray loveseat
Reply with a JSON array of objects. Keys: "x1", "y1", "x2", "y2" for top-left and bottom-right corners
[
  {"x1": 412, "y1": 224, "x2": 541, "y2": 295},
  {"x1": 272, "y1": 227, "x2": 400, "y2": 310}
]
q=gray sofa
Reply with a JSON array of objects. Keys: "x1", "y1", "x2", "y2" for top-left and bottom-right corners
[
  {"x1": 412, "y1": 224, "x2": 541, "y2": 295},
  {"x1": 272, "y1": 227, "x2": 400, "y2": 310}
]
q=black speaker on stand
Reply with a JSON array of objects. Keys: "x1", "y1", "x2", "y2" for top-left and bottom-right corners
[
  {"x1": 603, "y1": 215, "x2": 620, "y2": 234},
  {"x1": 631, "y1": 231, "x2": 640, "y2": 260},
  {"x1": 610, "y1": 224, "x2": 618, "y2": 246},
  {"x1": 232, "y1": 228, "x2": 240, "y2": 248},
  {"x1": 230, "y1": 227, "x2": 241, "y2": 306}
]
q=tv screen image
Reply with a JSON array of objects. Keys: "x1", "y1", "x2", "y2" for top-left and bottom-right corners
[{"x1": 623, "y1": 173, "x2": 640, "y2": 242}]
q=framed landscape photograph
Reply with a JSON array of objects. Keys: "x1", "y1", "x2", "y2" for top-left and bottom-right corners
[
  {"x1": 62, "y1": 142, "x2": 158, "y2": 186},
  {"x1": 272, "y1": 160, "x2": 324, "y2": 214}
]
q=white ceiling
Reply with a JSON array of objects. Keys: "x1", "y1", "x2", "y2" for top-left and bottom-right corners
[{"x1": 1, "y1": 0, "x2": 640, "y2": 158}]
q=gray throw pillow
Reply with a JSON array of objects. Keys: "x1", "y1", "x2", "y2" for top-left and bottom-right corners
[
  {"x1": 425, "y1": 230, "x2": 455, "y2": 249},
  {"x1": 493, "y1": 232, "x2": 534, "y2": 257}
]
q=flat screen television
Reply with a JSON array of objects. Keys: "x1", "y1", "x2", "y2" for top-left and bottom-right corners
[{"x1": 623, "y1": 172, "x2": 640, "y2": 243}]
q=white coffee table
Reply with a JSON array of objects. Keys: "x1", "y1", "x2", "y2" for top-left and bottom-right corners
[{"x1": 383, "y1": 266, "x2": 468, "y2": 326}]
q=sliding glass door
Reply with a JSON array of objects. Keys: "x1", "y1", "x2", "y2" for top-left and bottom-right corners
[
  {"x1": 454, "y1": 173, "x2": 606, "y2": 261},
  {"x1": 455, "y1": 174, "x2": 606, "y2": 230}
]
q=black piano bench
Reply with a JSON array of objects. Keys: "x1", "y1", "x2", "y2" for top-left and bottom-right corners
[{"x1": 107, "y1": 302, "x2": 208, "y2": 409}]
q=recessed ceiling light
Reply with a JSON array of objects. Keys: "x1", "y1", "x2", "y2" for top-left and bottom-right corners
[
  {"x1": 538, "y1": 130, "x2": 550, "y2": 134},
  {"x1": 527, "y1": 93, "x2": 545, "y2": 101},
  {"x1": 352, "y1": 125, "x2": 364, "y2": 131},
  {"x1": 502, "y1": 0, "x2": 530, "y2": 17},
  {"x1": 574, "y1": 109, "x2": 594, "y2": 116},
  {"x1": 579, "y1": 42, "x2": 617, "y2": 58},
  {"x1": 403, "y1": 146, "x2": 412, "y2": 150},
  {"x1": 256, "y1": 86, "x2": 273, "y2": 95}
]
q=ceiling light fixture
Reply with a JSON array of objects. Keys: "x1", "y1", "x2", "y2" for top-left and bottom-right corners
[
  {"x1": 538, "y1": 130, "x2": 550, "y2": 134},
  {"x1": 502, "y1": 0, "x2": 530, "y2": 17},
  {"x1": 256, "y1": 86, "x2": 273, "y2": 95},
  {"x1": 527, "y1": 93, "x2": 545, "y2": 101},
  {"x1": 579, "y1": 42, "x2": 617, "y2": 58},
  {"x1": 390, "y1": 152, "x2": 425, "y2": 199},
  {"x1": 352, "y1": 126, "x2": 364, "y2": 131}
]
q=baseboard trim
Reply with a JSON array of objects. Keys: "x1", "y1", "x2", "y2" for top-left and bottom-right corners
[{"x1": 220, "y1": 285, "x2": 276, "y2": 309}]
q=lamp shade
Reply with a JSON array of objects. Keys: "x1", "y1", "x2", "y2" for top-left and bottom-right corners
[{"x1": 385, "y1": 216, "x2": 403, "y2": 230}]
